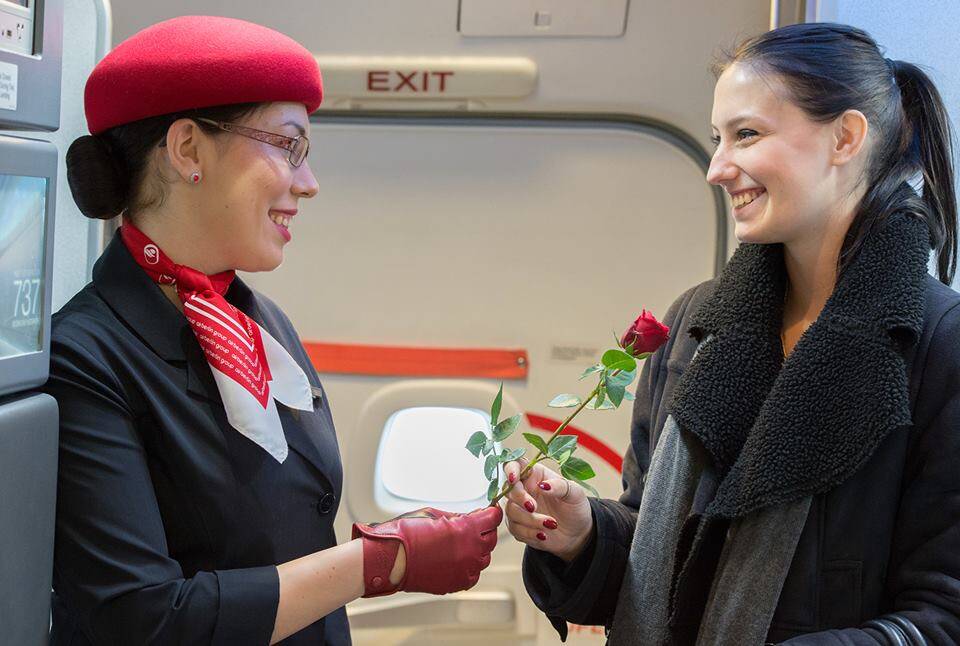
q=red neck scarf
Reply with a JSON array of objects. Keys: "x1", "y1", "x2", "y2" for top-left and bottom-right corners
[{"x1": 120, "y1": 222, "x2": 312, "y2": 462}]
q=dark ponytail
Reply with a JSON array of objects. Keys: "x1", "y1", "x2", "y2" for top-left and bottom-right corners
[
  {"x1": 66, "y1": 102, "x2": 264, "y2": 221},
  {"x1": 714, "y1": 23, "x2": 957, "y2": 285},
  {"x1": 891, "y1": 60, "x2": 957, "y2": 283}
]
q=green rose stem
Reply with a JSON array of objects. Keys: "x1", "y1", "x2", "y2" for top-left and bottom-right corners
[
  {"x1": 489, "y1": 379, "x2": 605, "y2": 506},
  {"x1": 476, "y1": 312, "x2": 668, "y2": 507}
]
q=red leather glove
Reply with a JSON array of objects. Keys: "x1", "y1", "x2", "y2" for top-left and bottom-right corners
[{"x1": 352, "y1": 505, "x2": 502, "y2": 598}]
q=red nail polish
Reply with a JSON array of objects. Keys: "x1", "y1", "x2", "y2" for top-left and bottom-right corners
[
  {"x1": 524, "y1": 501, "x2": 535, "y2": 513},
  {"x1": 543, "y1": 519, "x2": 558, "y2": 530},
  {"x1": 508, "y1": 472, "x2": 516, "y2": 484},
  {"x1": 537, "y1": 532, "x2": 547, "y2": 541},
  {"x1": 538, "y1": 482, "x2": 552, "y2": 491}
]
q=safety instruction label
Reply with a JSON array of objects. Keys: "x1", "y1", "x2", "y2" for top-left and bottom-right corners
[{"x1": 0, "y1": 61, "x2": 17, "y2": 111}]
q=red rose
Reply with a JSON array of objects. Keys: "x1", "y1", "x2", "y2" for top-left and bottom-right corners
[{"x1": 620, "y1": 310, "x2": 670, "y2": 356}]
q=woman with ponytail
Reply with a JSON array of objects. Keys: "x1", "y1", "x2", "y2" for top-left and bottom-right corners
[
  {"x1": 503, "y1": 23, "x2": 959, "y2": 644},
  {"x1": 47, "y1": 16, "x2": 501, "y2": 646}
]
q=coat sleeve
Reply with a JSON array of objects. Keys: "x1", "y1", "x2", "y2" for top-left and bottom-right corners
[
  {"x1": 44, "y1": 330, "x2": 281, "y2": 646},
  {"x1": 780, "y1": 302, "x2": 960, "y2": 645},
  {"x1": 520, "y1": 286, "x2": 700, "y2": 641}
]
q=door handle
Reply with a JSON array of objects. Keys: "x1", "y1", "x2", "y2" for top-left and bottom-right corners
[{"x1": 347, "y1": 590, "x2": 514, "y2": 629}]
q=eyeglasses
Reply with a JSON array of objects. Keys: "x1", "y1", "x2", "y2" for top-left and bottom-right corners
[{"x1": 195, "y1": 118, "x2": 310, "y2": 168}]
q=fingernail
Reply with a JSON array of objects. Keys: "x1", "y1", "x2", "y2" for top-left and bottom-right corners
[
  {"x1": 536, "y1": 532, "x2": 547, "y2": 541},
  {"x1": 524, "y1": 501, "x2": 535, "y2": 513},
  {"x1": 508, "y1": 472, "x2": 516, "y2": 484},
  {"x1": 538, "y1": 482, "x2": 552, "y2": 491},
  {"x1": 543, "y1": 519, "x2": 558, "y2": 530}
]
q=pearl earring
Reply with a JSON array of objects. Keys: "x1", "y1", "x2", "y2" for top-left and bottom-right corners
[{"x1": 190, "y1": 171, "x2": 202, "y2": 184}]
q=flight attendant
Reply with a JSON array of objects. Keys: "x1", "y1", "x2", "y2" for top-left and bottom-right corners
[
  {"x1": 47, "y1": 16, "x2": 501, "y2": 646},
  {"x1": 504, "y1": 23, "x2": 960, "y2": 644}
]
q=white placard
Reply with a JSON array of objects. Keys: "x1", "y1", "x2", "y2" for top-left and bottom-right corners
[
  {"x1": 0, "y1": 61, "x2": 17, "y2": 111},
  {"x1": 314, "y1": 56, "x2": 537, "y2": 100}
]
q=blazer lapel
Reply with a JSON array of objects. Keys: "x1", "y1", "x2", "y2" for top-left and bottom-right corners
[
  {"x1": 94, "y1": 232, "x2": 192, "y2": 363},
  {"x1": 184, "y1": 339, "x2": 222, "y2": 404}
]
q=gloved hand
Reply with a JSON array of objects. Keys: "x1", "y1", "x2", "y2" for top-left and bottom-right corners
[{"x1": 352, "y1": 505, "x2": 502, "y2": 597}]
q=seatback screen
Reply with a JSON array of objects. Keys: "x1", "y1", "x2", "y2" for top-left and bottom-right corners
[{"x1": 0, "y1": 174, "x2": 47, "y2": 359}]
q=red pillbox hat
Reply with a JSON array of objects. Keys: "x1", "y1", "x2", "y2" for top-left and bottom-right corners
[{"x1": 84, "y1": 15, "x2": 323, "y2": 135}]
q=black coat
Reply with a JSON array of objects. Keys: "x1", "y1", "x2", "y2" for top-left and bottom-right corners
[
  {"x1": 44, "y1": 234, "x2": 351, "y2": 646},
  {"x1": 525, "y1": 245, "x2": 960, "y2": 643}
]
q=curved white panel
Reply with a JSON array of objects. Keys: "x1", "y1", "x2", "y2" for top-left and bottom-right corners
[{"x1": 347, "y1": 379, "x2": 522, "y2": 522}]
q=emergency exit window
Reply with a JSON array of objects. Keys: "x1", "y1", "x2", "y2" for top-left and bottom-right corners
[{"x1": 376, "y1": 406, "x2": 491, "y2": 504}]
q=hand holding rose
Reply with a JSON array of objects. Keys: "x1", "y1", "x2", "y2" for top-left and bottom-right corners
[{"x1": 501, "y1": 458, "x2": 594, "y2": 562}]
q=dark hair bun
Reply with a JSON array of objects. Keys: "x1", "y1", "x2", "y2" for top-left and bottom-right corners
[{"x1": 66, "y1": 134, "x2": 128, "y2": 220}]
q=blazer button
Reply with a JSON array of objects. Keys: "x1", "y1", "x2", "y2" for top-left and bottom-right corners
[{"x1": 316, "y1": 493, "x2": 336, "y2": 515}]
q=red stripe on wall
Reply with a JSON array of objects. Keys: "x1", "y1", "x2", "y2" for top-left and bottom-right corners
[
  {"x1": 303, "y1": 342, "x2": 528, "y2": 379},
  {"x1": 524, "y1": 413, "x2": 624, "y2": 474}
]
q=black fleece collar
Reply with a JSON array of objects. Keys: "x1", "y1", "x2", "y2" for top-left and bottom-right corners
[{"x1": 670, "y1": 213, "x2": 929, "y2": 519}]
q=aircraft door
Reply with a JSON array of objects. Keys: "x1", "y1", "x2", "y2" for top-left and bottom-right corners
[{"x1": 243, "y1": 114, "x2": 724, "y2": 645}]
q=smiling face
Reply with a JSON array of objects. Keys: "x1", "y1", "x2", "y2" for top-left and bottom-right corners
[
  {"x1": 707, "y1": 63, "x2": 847, "y2": 245},
  {"x1": 195, "y1": 101, "x2": 319, "y2": 272}
]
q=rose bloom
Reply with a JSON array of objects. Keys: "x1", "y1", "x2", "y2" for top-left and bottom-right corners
[{"x1": 620, "y1": 310, "x2": 670, "y2": 356}]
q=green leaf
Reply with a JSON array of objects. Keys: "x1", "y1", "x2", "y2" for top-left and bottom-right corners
[
  {"x1": 484, "y1": 454, "x2": 499, "y2": 480},
  {"x1": 486, "y1": 478, "x2": 500, "y2": 502},
  {"x1": 547, "y1": 434, "x2": 578, "y2": 459},
  {"x1": 499, "y1": 447, "x2": 526, "y2": 463},
  {"x1": 592, "y1": 396, "x2": 615, "y2": 410},
  {"x1": 634, "y1": 352, "x2": 653, "y2": 361},
  {"x1": 601, "y1": 349, "x2": 637, "y2": 373},
  {"x1": 606, "y1": 368, "x2": 637, "y2": 388},
  {"x1": 482, "y1": 439, "x2": 496, "y2": 455},
  {"x1": 548, "y1": 393, "x2": 582, "y2": 408},
  {"x1": 491, "y1": 383, "x2": 503, "y2": 428},
  {"x1": 523, "y1": 432, "x2": 549, "y2": 455},
  {"x1": 570, "y1": 477, "x2": 600, "y2": 497},
  {"x1": 594, "y1": 387, "x2": 607, "y2": 409},
  {"x1": 465, "y1": 431, "x2": 488, "y2": 458},
  {"x1": 606, "y1": 382, "x2": 626, "y2": 408},
  {"x1": 579, "y1": 364, "x2": 603, "y2": 380},
  {"x1": 622, "y1": 390, "x2": 635, "y2": 402},
  {"x1": 554, "y1": 449, "x2": 573, "y2": 465},
  {"x1": 606, "y1": 373, "x2": 627, "y2": 407},
  {"x1": 493, "y1": 414, "x2": 521, "y2": 442},
  {"x1": 561, "y1": 457, "x2": 596, "y2": 481}
]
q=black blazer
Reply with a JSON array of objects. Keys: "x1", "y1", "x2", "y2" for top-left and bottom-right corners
[
  {"x1": 524, "y1": 274, "x2": 960, "y2": 644},
  {"x1": 44, "y1": 234, "x2": 351, "y2": 646}
]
